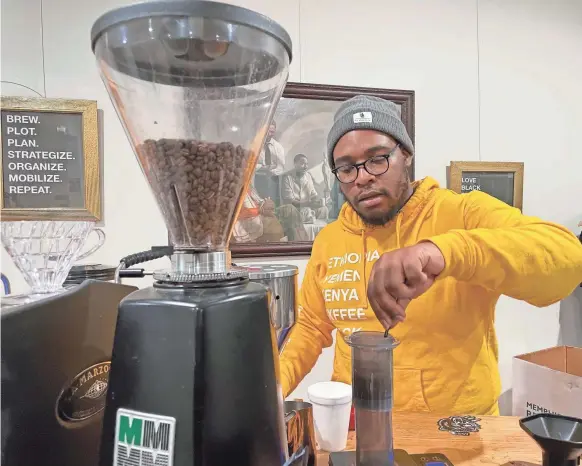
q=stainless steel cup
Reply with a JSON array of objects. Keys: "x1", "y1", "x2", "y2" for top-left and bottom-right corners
[{"x1": 246, "y1": 264, "x2": 298, "y2": 351}]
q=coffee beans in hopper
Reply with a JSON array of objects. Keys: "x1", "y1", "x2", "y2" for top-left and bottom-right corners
[{"x1": 138, "y1": 139, "x2": 253, "y2": 247}]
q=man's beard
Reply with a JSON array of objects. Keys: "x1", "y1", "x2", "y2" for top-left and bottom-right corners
[
  {"x1": 346, "y1": 197, "x2": 402, "y2": 225},
  {"x1": 344, "y1": 178, "x2": 413, "y2": 226}
]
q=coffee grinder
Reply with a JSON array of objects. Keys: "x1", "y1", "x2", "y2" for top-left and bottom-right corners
[{"x1": 90, "y1": 2, "x2": 292, "y2": 465}]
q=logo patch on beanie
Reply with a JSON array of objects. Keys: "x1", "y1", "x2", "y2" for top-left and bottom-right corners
[{"x1": 353, "y1": 112, "x2": 372, "y2": 124}]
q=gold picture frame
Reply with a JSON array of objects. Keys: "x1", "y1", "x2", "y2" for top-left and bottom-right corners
[
  {"x1": 448, "y1": 161, "x2": 524, "y2": 211},
  {"x1": 0, "y1": 96, "x2": 101, "y2": 221}
]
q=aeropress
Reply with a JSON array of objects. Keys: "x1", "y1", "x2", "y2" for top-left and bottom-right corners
[{"x1": 330, "y1": 330, "x2": 400, "y2": 466}]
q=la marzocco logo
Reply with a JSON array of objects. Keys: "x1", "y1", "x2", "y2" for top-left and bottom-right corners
[{"x1": 56, "y1": 361, "x2": 111, "y2": 424}]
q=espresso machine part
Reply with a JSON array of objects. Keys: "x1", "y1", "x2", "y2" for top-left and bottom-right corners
[
  {"x1": 64, "y1": 246, "x2": 180, "y2": 288},
  {"x1": 65, "y1": 264, "x2": 152, "y2": 285},
  {"x1": 64, "y1": 245, "x2": 175, "y2": 286},
  {"x1": 64, "y1": 264, "x2": 118, "y2": 285},
  {"x1": 1, "y1": 280, "x2": 138, "y2": 466},
  {"x1": 520, "y1": 413, "x2": 582, "y2": 466},
  {"x1": 246, "y1": 264, "x2": 298, "y2": 351},
  {"x1": 91, "y1": 1, "x2": 292, "y2": 465},
  {"x1": 65, "y1": 248, "x2": 174, "y2": 285}
]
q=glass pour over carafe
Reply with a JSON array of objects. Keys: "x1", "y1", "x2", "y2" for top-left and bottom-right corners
[{"x1": 1, "y1": 220, "x2": 105, "y2": 306}]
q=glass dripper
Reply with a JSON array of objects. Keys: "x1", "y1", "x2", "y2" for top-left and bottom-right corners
[
  {"x1": 1, "y1": 220, "x2": 105, "y2": 306},
  {"x1": 91, "y1": 1, "x2": 291, "y2": 257}
]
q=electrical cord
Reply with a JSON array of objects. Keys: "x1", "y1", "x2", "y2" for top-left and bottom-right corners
[{"x1": 115, "y1": 246, "x2": 174, "y2": 283}]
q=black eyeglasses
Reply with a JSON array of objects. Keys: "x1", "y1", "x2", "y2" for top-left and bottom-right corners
[{"x1": 332, "y1": 144, "x2": 400, "y2": 184}]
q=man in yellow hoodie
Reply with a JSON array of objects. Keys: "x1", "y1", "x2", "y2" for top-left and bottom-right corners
[{"x1": 279, "y1": 95, "x2": 582, "y2": 415}]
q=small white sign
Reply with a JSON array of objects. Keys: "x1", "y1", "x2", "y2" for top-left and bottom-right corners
[
  {"x1": 114, "y1": 408, "x2": 176, "y2": 466},
  {"x1": 353, "y1": 111, "x2": 373, "y2": 124}
]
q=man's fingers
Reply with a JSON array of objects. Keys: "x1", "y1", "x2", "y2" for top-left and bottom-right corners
[
  {"x1": 402, "y1": 258, "x2": 428, "y2": 289},
  {"x1": 367, "y1": 293, "x2": 388, "y2": 326},
  {"x1": 368, "y1": 282, "x2": 406, "y2": 319},
  {"x1": 367, "y1": 254, "x2": 421, "y2": 330},
  {"x1": 377, "y1": 261, "x2": 416, "y2": 299},
  {"x1": 366, "y1": 246, "x2": 443, "y2": 333},
  {"x1": 369, "y1": 294, "x2": 410, "y2": 330},
  {"x1": 412, "y1": 275, "x2": 435, "y2": 297},
  {"x1": 378, "y1": 290, "x2": 406, "y2": 319},
  {"x1": 396, "y1": 298, "x2": 411, "y2": 310},
  {"x1": 402, "y1": 258, "x2": 438, "y2": 300}
]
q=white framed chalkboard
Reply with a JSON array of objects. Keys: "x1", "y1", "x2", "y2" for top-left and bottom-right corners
[
  {"x1": 0, "y1": 96, "x2": 100, "y2": 220},
  {"x1": 448, "y1": 161, "x2": 524, "y2": 211}
]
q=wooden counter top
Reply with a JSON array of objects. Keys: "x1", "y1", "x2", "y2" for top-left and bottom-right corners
[{"x1": 317, "y1": 412, "x2": 541, "y2": 465}]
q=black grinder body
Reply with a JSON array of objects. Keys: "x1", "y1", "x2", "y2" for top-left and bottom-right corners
[{"x1": 99, "y1": 280, "x2": 286, "y2": 466}]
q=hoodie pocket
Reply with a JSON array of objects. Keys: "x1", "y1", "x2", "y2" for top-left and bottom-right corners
[{"x1": 394, "y1": 368, "x2": 430, "y2": 413}]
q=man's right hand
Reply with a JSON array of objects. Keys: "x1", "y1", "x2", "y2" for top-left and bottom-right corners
[{"x1": 367, "y1": 242, "x2": 445, "y2": 329}]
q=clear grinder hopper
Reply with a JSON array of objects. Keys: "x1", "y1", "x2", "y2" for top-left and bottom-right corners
[{"x1": 91, "y1": 1, "x2": 291, "y2": 275}]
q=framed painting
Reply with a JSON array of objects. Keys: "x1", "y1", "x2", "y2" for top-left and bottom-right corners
[{"x1": 229, "y1": 82, "x2": 415, "y2": 258}]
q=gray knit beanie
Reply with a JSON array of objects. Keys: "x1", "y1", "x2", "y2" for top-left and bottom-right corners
[{"x1": 327, "y1": 95, "x2": 414, "y2": 168}]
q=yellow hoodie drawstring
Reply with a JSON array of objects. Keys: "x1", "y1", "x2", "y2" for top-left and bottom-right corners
[
  {"x1": 395, "y1": 213, "x2": 403, "y2": 249},
  {"x1": 361, "y1": 214, "x2": 403, "y2": 310},
  {"x1": 361, "y1": 229, "x2": 368, "y2": 309}
]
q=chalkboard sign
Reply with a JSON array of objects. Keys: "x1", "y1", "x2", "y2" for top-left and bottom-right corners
[
  {"x1": 449, "y1": 161, "x2": 524, "y2": 210},
  {"x1": 0, "y1": 96, "x2": 100, "y2": 220}
]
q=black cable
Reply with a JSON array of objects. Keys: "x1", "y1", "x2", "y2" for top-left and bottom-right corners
[{"x1": 119, "y1": 246, "x2": 174, "y2": 268}]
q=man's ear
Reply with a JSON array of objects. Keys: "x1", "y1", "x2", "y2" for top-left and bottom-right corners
[{"x1": 402, "y1": 149, "x2": 414, "y2": 168}]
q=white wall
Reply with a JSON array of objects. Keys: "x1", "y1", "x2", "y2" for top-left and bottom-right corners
[
  {"x1": 477, "y1": 0, "x2": 582, "y2": 411},
  {"x1": 1, "y1": 0, "x2": 581, "y2": 413}
]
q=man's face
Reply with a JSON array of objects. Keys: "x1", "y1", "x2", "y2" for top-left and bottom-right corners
[
  {"x1": 267, "y1": 123, "x2": 276, "y2": 139},
  {"x1": 294, "y1": 156, "x2": 308, "y2": 175},
  {"x1": 333, "y1": 130, "x2": 412, "y2": 225}
]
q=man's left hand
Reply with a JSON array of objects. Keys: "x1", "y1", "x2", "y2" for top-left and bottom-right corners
[{"x1": 367, "y1": 242, "x2": 445, "y2": 330}]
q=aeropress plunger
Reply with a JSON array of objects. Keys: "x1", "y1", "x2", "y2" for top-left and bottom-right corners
[
  {"x1": 520, "y1": 413, "x2": 582, "y2": 466},
  {"x1": 347, "y1": 330, "x2": 400, "y2": 466}
]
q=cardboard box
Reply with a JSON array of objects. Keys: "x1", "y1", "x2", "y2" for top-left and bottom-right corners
[{"x1": 512, "y1": 346, "x2": 582, "y2": 418}]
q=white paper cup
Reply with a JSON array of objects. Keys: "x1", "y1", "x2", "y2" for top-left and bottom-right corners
[{"x1": 307, "y1": 381, "x2": 352, "y2": 452}]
